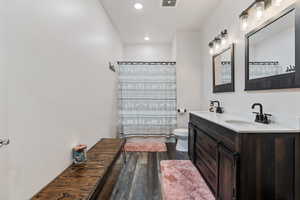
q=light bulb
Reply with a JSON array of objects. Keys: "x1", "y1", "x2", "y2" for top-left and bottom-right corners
[
  {"x1": 221, "y1": 38, "x2": 227, "y2": 45},
  {"x1": 208, "y1": 42, "x2": 214, "y2": 55},
  {"x1": 215, "y1": 43, "x2": 220, "y2": 51},
  {"x1": 255, "y1": 1, "x2": 265, "y2": 19},
  {"x1": 144, "y1": 36, "x2": 150, "y2": 41},
  {"x1": 214, "y1": 37, "x2": 221, "y2": 52},
  {"x1": 134, "y1": 3, "x2": 143, "y2": 10},
  {"x1": 220, "y1": 30, "x2": 228, "y2": 46},
  {"x1": 273, "y1": 0, "x2": 283, "y2": 6},
  {"x1": 242, "y1": 21, "x2": 248, "y2": 30},
  {"x1": 256, "y1": 10, "x2": 263, "y2": 18}
]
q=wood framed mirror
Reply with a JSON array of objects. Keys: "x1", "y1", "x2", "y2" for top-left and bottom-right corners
[
  {"x1": 245, "y1": 4, "x2": 300, "y2": 90},
  {"x1": 213, "y1": 44, "x2": 235, "y2": 93}
]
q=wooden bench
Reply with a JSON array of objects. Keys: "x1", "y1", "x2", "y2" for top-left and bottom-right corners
[{"x1": 31, "y1": 138, "x2": 125, "y2": 200}]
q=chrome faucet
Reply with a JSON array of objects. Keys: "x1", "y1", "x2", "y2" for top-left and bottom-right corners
[{"x1": 251, "y1": 103, "x2": 272, "y2": 124}]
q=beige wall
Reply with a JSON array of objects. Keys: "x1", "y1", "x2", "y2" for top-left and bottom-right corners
[{"x1": 2, "y1": 0, "x2": 123, "y2": 199}]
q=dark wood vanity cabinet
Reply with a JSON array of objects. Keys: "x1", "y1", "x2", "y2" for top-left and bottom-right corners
[{"x1": 189, "y1": 113, "x2": 300, "y2": 200}]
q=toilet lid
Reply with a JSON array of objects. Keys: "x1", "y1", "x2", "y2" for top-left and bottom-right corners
[{"x1": 173, "y1": 129, "x2": 188, "y2": 137}]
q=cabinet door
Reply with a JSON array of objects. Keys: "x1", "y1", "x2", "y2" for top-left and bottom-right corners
[
  {"x1": 217, "y1": 144, "x2": 239, "y2": 200},
  {"x1": 188, "y1": 123, "x2": 196, "y2": 162}
]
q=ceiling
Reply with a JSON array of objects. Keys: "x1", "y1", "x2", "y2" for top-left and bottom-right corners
[{"x1": 100, "y1": 0, "x2": 220, "y2": 44}]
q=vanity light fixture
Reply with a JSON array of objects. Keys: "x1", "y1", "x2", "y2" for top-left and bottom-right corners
[
  {"x1": 254, "y1": 0, "x2": 265, "y2": 19},
  {"x1": 208, "y1": 29, "x2": 229, "y2": 55}
]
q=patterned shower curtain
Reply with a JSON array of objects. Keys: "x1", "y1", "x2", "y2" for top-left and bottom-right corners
[{"x1": 118, "y1": 62, "x2": 177, "y2": 136}]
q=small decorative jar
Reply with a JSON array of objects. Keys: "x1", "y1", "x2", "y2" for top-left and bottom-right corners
[{"x1": 72, "y1": 144, "x2": 87, "y2": 164}]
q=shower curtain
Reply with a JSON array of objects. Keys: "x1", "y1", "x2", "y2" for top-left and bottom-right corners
[{"x1": 118, "y1": 62, "x2": 177, "y2": 137}]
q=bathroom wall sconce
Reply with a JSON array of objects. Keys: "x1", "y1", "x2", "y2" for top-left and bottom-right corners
[
  {"x1": 255, "y1": 1, "x2": 265, "y2": 19},
  {"x1": 208, "y1": 29, "x2": 229, "y2": 55},
  {"x1": 239, "y1": 11, "x2": 249, "y2": 31},
  {"x1": 239, "y1": 0, "x2": 278, "y2": 31}
]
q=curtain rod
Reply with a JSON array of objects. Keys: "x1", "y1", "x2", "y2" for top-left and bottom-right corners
[{"x1": 117, "y1": 61, "x2": 176, "y2": 65}]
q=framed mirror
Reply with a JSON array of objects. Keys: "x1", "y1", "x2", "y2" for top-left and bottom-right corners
[
  {"x1": 213, "y1": 44, "x2": 235, "y2": 93},
  {"x1": 245, "y1": 4, "x2": 300, "y2": 90}
]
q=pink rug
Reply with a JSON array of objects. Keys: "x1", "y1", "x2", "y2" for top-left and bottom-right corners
[
  {"x1": 160, "y1": 160, "x2": 215, "y2": 200},
  {"x1": 124, "y1": 142, "x2": 167, "y2": 152}
]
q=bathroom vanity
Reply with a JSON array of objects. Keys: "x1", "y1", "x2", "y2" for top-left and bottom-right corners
[{"x1": 189, "y1": 111, "x2": 300, "y2": 200}]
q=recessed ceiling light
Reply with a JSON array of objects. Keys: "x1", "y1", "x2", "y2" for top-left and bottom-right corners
[
  {"x1": 144, "y1": 36, "x2": 150, "y2": 41},
  {"x1": 134, "y1": 3, "x2": 143, "y2": 10}
]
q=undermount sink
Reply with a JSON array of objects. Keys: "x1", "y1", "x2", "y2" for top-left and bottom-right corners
[{"x1": 224, "y1": 120, "x2": 255, "y2": 126}]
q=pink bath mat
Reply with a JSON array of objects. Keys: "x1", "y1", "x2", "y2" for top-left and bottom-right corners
[
  {"x1": 160, "y1": 160, "x2": 215, "y2": 200},
  {"x1": 124, "y1": 142, "x2": 167, "y2": 152}
]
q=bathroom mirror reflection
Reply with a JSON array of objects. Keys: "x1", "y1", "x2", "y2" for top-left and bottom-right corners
[
  {"x1": 213, "y1": 44, "x2": 235, "y2": 93},
  {"x1": 248, "y1": 9, "x2": 295, "y2": 80},
  {"x1": 245, "y1": 5, "x2": 300, "y2": 90}
]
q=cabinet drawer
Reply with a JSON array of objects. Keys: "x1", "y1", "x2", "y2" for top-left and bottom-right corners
[
  {"x1": 195, "y1": 128, "x2": 218, "y2": 160},
  {"x1": 195, "y1": 156, "x2": 216, "y2": 195},
  {"x1": 195, "y1": 143, "x2": 217, "y2": 173}
]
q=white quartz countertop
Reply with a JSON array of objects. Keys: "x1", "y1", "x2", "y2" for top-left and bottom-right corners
[{"x1": 190, "y1": 111, "x2": 300, "y2": 133}]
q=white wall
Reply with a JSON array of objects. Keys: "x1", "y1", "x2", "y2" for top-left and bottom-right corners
[
  {"x1": 0, "y1": 1, "x2": 9, "y2": 196},
  {"x1": 2, "y1": 0, "x2": 123, "y2": 199},
  {"x1": 172, "y1": 37, "x2": 177, "y2": 61},
  {"x1": 175, "y1": 32, "x2": 203, "y2": 128},
  {"x1": 199, "y1": 0, "x2": 300, "y2": 128},
  {"x1": 123, "y1": 44, "x2": 172, "y2": 61}
]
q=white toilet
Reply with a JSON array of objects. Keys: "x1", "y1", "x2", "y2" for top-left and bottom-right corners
[{"x1": 173, "y1": 128, "x2": 189, "y2": 152}]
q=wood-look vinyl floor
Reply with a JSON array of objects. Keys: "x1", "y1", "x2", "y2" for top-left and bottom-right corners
[{"x1": 108, "y1": 143, "x2": 189, "y2": 200}]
